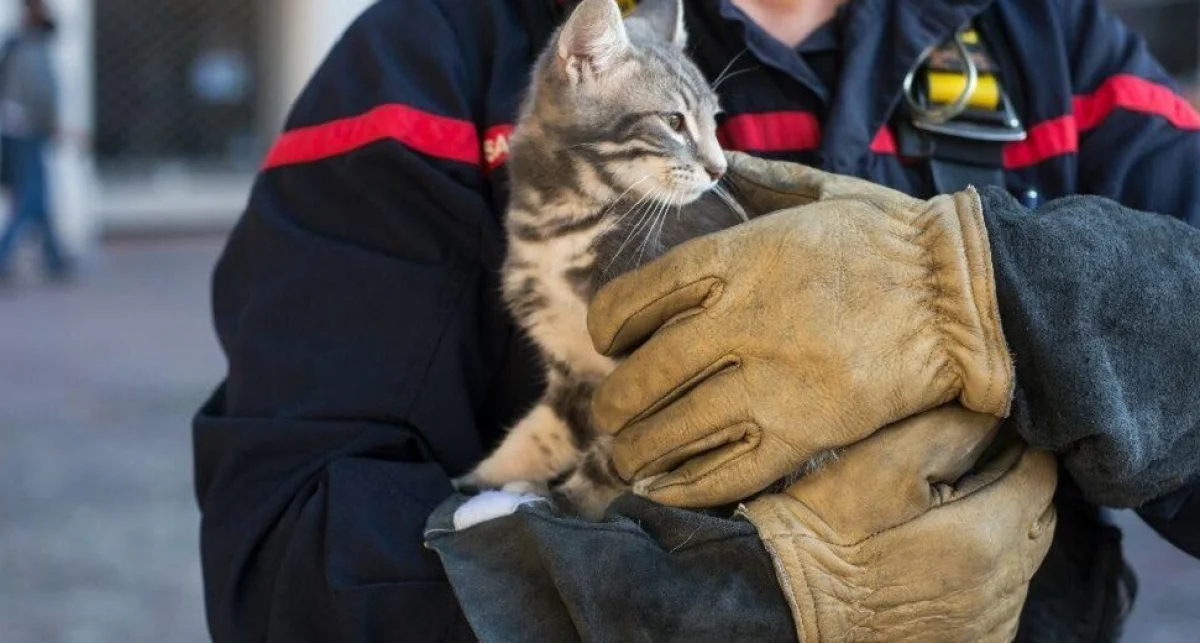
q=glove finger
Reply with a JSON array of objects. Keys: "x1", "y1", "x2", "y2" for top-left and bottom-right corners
[
  {"x1": 860, "y1": 445, "x2": 1057, "y2": 621},
  {"x1": 724, "y1": 151, "x2": 916, "y2": 213},
  {"x1": 606, "y1": 366, "x2": 753, "y2": 482},
  {"x1": 780, "y1": 404, "x2": 1001, "y2": 540},
  {"x1": 640, "y1": 435, "x2": 801, "y2": 508},
  {"x1": 588, "y1": 232, "x2": 727, "y2": 358},
  {"x1": 591, "y1": 313, "x2": 734, "y2": 437},
  {"x1": 922, "y1": 444, "x2": 1058, "y2": 578}
]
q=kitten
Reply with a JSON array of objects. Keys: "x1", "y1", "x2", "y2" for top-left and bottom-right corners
[{"x1": 455, "y1": 0, "x2": 757, "y2": 519}]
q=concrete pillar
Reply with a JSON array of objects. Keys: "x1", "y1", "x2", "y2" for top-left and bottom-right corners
[
  {"x1": 265, "y1": 0, "x2": 375, "y2": 131},
  {"x1": 47, "y1": 0, "x2": 96, "y2": 256}
]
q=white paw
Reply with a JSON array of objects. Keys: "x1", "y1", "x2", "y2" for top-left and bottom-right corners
[
  {"x1": 501, "y1": 480, "x2": 550, "y2": 496},
  {"x1": 452, "y1": 489, "x2": 549, "y2": 531}
]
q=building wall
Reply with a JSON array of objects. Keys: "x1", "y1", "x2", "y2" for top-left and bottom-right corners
[
  {"x1": 268, "y1": 0, "x2": 375, "y2": 128},
  {"x1": 11, "y1": 0, "x2": 373, "y2": 248},
  {"x1": 97, "y1": 0, "x2": 374, "y2": 236}
]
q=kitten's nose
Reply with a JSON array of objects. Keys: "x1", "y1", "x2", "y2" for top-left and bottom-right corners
[{"x1": 704, "y1": 162, "x2": 726, "y2": 181}]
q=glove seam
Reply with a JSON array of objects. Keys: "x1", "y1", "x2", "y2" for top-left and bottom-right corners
[
  {"x1": 727, "y1": 171, "x2": 821, "y2": 202},
  {"x1": 955, "y1": 188, "x2": 1014, "y2": 415},
  {"x1": 645, "y1": 431, "x2": 811, "y2": 501},
  {"x1": 638, "y1": 419, "x2": 762, "y2": 489},
  {"x1": 594, "y1": 276, "x2": 726, "y2": 355},
  {"x1": 921, "y1": 210, "x2": 968, "y2": 402},
  {"x1": 757, "y1": 513, "x2": 814, "y2": 642},
  {"x1": 624, "y1": 352, "x2": 743, "y2": 429},
  {"x1": 756, "y1": 443, "x2": 1030, "y2": 549}
]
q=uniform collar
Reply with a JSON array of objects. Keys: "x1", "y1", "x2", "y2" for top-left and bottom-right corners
[
  {"x1": 716, "y1": 0, "x2": 838, "y2": 102},
  {"x1": 705, "y1": 0, "x2": 998, "y2": 169},
  {"x1": 550, "y1": 0, "x2": 999, "y2": 171}
]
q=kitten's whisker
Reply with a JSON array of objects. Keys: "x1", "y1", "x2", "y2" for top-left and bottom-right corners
[
  {"x1": 608, "y1": 185, "x2": 659, "y2": 228},
  {"x1": 602, "y1": 190, "x2": 662, "y2": 276},
  {"x1": 617, "y1": 192, "x2": 666, "y2": 275},
  {"x1": 711, "y1": 48, "x2": 749, "y2": 90},
  {"x1": 600, "y1": 175, "x2": 654, "y2": 220},
  {"x1": 712, "y1": 184, "x2": 750, "y2": 223},
  {"x1": 635, "y1": 193, "x2": 672, "y2": 269},
  {"x1": 654, "y1": 191, "x2": 676, "y2": 251},
  {"x1": 713, "y1": 66, "x2": 760, "y2": 91}
]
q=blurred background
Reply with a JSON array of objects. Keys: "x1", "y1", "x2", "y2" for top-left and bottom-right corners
[{"x1": 0, "y1": 1, "x2": 1197, "y2": 641}]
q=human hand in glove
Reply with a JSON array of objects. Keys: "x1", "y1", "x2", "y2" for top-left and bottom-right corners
[
  {"x1": 742, "y1": 404, "x2": 1058, "y2": 643},
  {"x1": 587, "y1": 151, "x2": 1015, "y2": 506}
]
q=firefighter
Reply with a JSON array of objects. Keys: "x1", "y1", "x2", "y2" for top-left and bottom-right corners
[{"x1": 194, "y1": 1, "x2": 1200, "y2": 640}]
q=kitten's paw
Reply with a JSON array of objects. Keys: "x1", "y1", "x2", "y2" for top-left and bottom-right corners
[
  {"x1": 452, "y1": 489, "x2": 549, "y2": 531},
  {"x1": 451, "y1": 473, "x2": 487, "y2": 495},
  {"x1": 501, "y1": 480, "x2": 551, "y2": 497}
]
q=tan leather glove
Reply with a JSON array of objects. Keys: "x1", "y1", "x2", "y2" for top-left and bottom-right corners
[
  {"x1": 742, "y1": 405, "x2": 1058, "y2": 643},
  {"x1": 587, "y1": 151, "x2": 1014, "y2": 506}
]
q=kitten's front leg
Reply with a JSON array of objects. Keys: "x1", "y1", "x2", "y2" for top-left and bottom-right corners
[{"x1": 453, "y1": 400, "x2": 580, "y2": 492}]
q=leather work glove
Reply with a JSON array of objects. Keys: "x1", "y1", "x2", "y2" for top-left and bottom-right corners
[
  {"x1": 741, "y1": 405, "x2": 1058, "y2": 643},
  {"x1": 587, "y1": 151, "x2": 1015, "y2": 506}
]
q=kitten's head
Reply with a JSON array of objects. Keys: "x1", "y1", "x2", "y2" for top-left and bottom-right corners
[{"x1": 522, "y1": 0, "x2": 725, "y2": 206}]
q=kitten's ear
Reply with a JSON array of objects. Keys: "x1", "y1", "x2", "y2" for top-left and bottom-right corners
[
  {"x1": 625, "y1": 0, "x2": 687, "y2": 49},
  {"x1": 556, "y1": 0, "x2": 630, "y2": 80}
]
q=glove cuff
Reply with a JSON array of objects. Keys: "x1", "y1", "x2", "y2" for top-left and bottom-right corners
[
  {"x1": 739, "y1": 496, "x2": 865, "y2": 643},
  {"x1": 926, "y1": 187, "x2": 1015, "y2": 417}
]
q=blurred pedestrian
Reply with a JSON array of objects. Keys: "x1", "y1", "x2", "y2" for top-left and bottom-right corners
[{"x1": 0, "y1": 0, "x2": 67, "y2": 283}]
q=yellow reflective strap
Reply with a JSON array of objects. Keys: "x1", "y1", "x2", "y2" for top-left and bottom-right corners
[{"x1": 617, "y1": 0, "x2": 638, "y2": 16}]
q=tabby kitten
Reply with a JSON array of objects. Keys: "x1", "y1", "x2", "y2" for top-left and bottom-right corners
[{"x1": 456, "y1": 0, "x2": 753, "y2": 519}]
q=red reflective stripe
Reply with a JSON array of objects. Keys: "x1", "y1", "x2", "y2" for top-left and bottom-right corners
[
  {"x1": 483, "y1": 124, "x2": 515, "y2": 172},
  {"x1": 869, "y1": 125, "x2": 897, "y2": 154},
  {"x1": 263, "y1": 104, "x2": 481, "y2": 170},
  {"x1": 1075, "y1": 74, "x2": 1200, "y2": 131},
  {"x1": 1004, "y1": 75, "x2": 1200, "y2": 168},
  {"x1": 873, "y1": 76, "x2": 1200, "y2": 169},
  {"x1": 1003, "y1": 115, "x2": 1078, "y2": 169},
  {"x1": 718, "y1": 111, "x2": 821, "y2": 152}
]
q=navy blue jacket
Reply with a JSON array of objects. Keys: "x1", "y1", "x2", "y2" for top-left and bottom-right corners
[{"x1": 194, "y1": 1, "x2": 1200, "y2": 640}]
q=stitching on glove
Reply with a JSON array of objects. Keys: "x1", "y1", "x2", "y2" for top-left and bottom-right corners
[
  {"x1": 955, "y1": 187, "x2": 1012, "y2": 414},
  {"x1": 636, "y1": 420, "x2": 762, "y2": 487},
  {"x1": 759, "y1": 538, "x2": 807, "y2": 639},
  {"x1": 727, "y1": 171, "x2": 821, "y2": 201},
  {"x1": 645, "y1": 430, "x2": 810, "y2": 498},
  {"x1": 914, "y1": 199, "x2": 970, "y2": 404}
]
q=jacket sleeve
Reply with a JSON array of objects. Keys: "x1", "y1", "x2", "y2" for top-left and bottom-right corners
[
  {"x1": 193, "y1": 3, "x2": 526, "y2": 641},
  {"x1": 1046, "y1": 0, "x2": 1200, "y2": 555},
  {"x1": 978, "y1": 187, "x2": 1200, "y2": 558},
  {"x1": 1062, "y1": 0, "x2": 1200, "y2": 226}
]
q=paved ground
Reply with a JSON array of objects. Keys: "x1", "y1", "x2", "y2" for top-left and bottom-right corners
[
  {"x1": 0, "y1": 239, "x2": 221, "y2": 643},
  {"x1": 0, "y1": 236, "x2": 1197, "y2": 642}
]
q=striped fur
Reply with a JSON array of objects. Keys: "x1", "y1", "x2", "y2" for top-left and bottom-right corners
[{"x1": 456, "y1": 0, "x2": 750, "y2": 519}]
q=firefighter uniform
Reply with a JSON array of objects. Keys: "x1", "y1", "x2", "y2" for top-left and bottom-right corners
[{"x1": 194, "y1": 1, "x2": 1200, "y2": 641}]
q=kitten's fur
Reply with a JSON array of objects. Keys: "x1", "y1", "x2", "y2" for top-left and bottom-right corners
[{"x1": 456, "y1": 0, "x2": 758, "y2": 518}]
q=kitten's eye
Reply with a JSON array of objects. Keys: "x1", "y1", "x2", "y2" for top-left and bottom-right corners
[{"x1": 663, "y1": 112, "x2": 686, "y2": 133}]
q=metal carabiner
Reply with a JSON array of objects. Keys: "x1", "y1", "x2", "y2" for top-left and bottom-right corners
[{"x1": 902, "y1": 28, "x2": 978, "y2": 125}]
